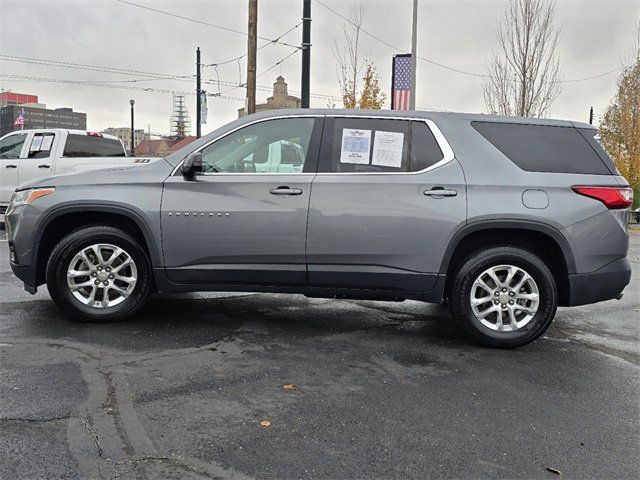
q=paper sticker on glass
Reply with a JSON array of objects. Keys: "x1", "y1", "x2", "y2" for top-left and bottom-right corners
[
  {"x1": 340, "y1": 128, "x2": 371, "y2": 164},
  {"x1": 372, "y1": 131, "x2": 404, "y2": 168}
]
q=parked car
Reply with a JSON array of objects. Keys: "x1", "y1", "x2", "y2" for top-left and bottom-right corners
[
  {"x1": 0, "y1": 129, "x2": 129, "y2": 223},
  {"x1": 5, "y1": 110, "x2": 633, "y2": 348}
]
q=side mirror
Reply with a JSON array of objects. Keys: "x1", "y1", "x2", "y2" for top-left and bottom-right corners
[{"x1": 181, "y1": 152, "x2": 202, "y2": 179}]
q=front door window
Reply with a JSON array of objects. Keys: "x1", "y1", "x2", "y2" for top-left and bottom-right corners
[{"x1": 200, "y1": 118, "x2": 315, "y2": 173}]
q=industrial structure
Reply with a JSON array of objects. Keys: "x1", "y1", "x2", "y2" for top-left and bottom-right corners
[{"x1": 170, "y1": 93, "x2": 191, "y2": 139}]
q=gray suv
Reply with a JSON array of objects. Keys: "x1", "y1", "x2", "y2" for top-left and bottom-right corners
[{"x1": 5, "y1": 109, "x2": 633, "y2": 348}]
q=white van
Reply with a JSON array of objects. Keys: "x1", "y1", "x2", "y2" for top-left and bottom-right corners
[{"x1": 0, "y1": 129, "x2": 131, "y2": 223}]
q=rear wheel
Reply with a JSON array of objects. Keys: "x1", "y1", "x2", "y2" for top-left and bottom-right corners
[
  {"x1": 449, "y1": 246, "x2": 557, "y2": 348},
  {"x1": 46, "y1": 226, "x2": 152, "y2": 322}
]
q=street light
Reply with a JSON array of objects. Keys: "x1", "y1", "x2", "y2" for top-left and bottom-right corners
[{"x1": 129, "y1": 99, "x2": 135, "y2": 157}]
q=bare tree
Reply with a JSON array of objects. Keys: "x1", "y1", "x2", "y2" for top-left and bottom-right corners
[
  {"x1": 333, "y1": 6, "x2": 364, "y2": 108},
  {"x1": 332, "y1": 6, "x2": 386, "y2": 109},
  {"x1": 483, "y1": 0, "x2": 563, "y2": 117}
]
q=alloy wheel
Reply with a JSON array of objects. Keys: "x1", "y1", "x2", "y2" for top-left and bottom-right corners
[
  {"x1": 469, "y1": 264, "x2": 540, "y2": 332},
  {"x1": 66, "y1": 243, "x2": 138, "y2": 309}
]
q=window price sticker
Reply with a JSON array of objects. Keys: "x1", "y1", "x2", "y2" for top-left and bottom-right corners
[{"x1": 340, "y1": 128, "x2": 371, "y2": 164}]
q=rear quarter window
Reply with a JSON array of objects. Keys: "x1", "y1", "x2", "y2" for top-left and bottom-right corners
[
  {"x1": 471, "y1": 121, "x2": 614, "y2": 175},
  {"x1": 63, "y1": 134, "x2": 126, "y2": 157}
]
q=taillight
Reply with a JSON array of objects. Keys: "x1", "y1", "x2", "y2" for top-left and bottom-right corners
[{"x1": 571, "y1": 186, "x2": 634, "y2": 209}]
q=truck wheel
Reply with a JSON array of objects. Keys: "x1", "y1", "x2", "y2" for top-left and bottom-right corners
[
  {"x1": 46, "y1": 225, "x2": 153, "y2": 322},
  {"x1": 448, "y1": 246, "x2": 557, "y2": 348}
]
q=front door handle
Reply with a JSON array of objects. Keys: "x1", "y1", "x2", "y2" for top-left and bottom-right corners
[
  {"x1": 5, "y1": 164, "x2": 18, "y2": 169},
  {"x1": 424, "y1": 187, "x2": 457, "y2": 198},
  {"x1": 269, "y1": 186, "x2": 303, "y2": 196},
  {"x1": 38, "y1": 164, "x2": 51, "y2": 169}
]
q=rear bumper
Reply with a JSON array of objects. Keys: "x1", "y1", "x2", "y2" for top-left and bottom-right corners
[{"x1": 567, "y1": 256, "x2": 631, "y2": 307}]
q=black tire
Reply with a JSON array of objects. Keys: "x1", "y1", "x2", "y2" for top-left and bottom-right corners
[
  {"x1": 449, "y1": 246, "x2": 557, "y2": 348},
  {"x1": 46, "y1": 225, "x2": 153, "y2": 322}
]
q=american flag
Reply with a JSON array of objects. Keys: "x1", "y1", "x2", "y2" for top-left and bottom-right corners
[
  {"x1": 392, "y1": 54, "x2": 412, "y2": 110},
  {"x1": 14, "y1": 111, "x2": 24, "y2": 126}
]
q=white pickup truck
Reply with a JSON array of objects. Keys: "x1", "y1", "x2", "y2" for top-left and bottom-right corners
[{"x1": 0, "y1": 129, "x2": 135, "y2": 223}]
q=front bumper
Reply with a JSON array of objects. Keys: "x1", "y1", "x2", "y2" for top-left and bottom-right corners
[
  {"x1": 6, "y1": 203, "x2": 41, "y2": 294},
  {"x1": 567, "y1": 256, "x2": 632, "y2": 306},
  {"x1": 10, "y1": 260, "x2": 38, "y2": 294}
]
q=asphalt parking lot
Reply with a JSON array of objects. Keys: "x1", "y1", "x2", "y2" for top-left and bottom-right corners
[{"x1": 0, "y1": 228, "x2": 638, "y2": 480}]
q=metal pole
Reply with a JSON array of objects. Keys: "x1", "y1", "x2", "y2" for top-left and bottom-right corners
[
  {"x1": 409, "y1": 0, "x2": 418, "y2": 110},
  {"x1": 589, "y1": 106, "x2": 594, "y2": 125},
  {"x1": 196, "y1": 46, "x2": 201, "y2": 138},
  {"x1": 301, "y1": 0, "x2": 311, "y2": 108},
  {"x1": 246, "y1": 0, "x2": 258, "y2": 115},
  {"x1": 129, "y1": 99, "x2": 135, "y2": 156}
]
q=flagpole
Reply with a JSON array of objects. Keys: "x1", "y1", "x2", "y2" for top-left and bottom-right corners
[
  {"x1": 20, "y1": 108, "x2": 24, "y2": 131},
  {"x1": 409, "y1": 0, "x2": 418, "y2": 110}
]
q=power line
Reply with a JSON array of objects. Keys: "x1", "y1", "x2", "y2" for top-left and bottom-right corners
[
  {"x1": 203, "y1": 22, "x2": 303, "y2": 67},
  {"x1": 0, "y1": 54, "x2": 190, "y2": 81},
  {"x1": 0, "y1": 53, "x2": 344, "y2": 102},
  {"x1": 0, "y1": 73, "x2": 245, "y2": 102},
  {"x1": 257, "y1": 48, "x2": 300, "y2": 78},
  {"x1": 559, "y1": 67, "x2": 623, "y2": 83},
  {"x1": 316, "y1": 0, "x2": 624, "y2": 83},
  {"x1": 315, "y1": 0, "x2": 485, "y2": 77},
  {"x1": 115, "y1": 0, "x2": 301, "y2": 50}
]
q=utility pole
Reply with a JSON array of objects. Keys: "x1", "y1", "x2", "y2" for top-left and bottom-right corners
[
  {"x1": 246, "y1": 0, "x2": 258, "y2": 115},
  {"x1": 301, "y1": 0, "x2": 311, "y2": 108},
  {"x1": 589, "y1": 106, "x2": 594, "y2": 125},
  {"x1": 409, "y1": 0, "x2": 418, "y2": 110},
  {"x1": 196, "y1": 46, "x2": 201, "y2": 138},
  {"x1": 129, "y1": 99, "x2": 135, "y2": 156}
]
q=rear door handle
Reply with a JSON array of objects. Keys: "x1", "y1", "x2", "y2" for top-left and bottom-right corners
[
  {"x1": 5, "y1": 164, "x2": 18, "y2": 169},
  {"x1": 269, "y1": 186, "x2": 303, "y2": 196},
  {"x1": 424, "y1": 187, "x2": 457, "y2": 198},
  {"x1": 38, "y1": 164, "x2": 51, "y2": 169}
]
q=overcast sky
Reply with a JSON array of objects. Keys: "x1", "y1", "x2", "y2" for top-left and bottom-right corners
[{"x1": 0, "y1": 0, "x2": 638, "y2": 136}]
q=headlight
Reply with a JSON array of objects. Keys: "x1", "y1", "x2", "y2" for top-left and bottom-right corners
[{"x1": 8, "y1": 188, "x2": 55, "y2": 210}]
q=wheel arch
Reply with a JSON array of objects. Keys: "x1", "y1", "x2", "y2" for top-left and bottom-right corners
[
  {"x1": 33, "y1": 204, "x2": 161, "y2": 286},
  {"x1": 441, "y1": 220, "x2": 576, "y2": 306}
]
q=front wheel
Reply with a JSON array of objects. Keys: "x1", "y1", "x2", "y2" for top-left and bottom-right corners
[
  {"x1": 449, "y1": 246, "x2": 557, "y2": 348},
  {"x1": 46, "y1": 225, "x2": 153, "y2": 322}
]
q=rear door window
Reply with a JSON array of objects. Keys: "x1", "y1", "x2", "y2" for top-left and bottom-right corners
[
  {"x1": 471, "y1": 121, "x2": 613, "y2": 175},
  {"x1": 63, "y1": 134, "x2": 127, "y2": 157},
  {"x1": 28, "y1": 133, "x2": 55, "y2": 159},
  {"x1": 320, "y1": 118, "x2": 444, "y2": 173},
  {"x1": 328, "y1": 118, "x2": 409, "y2": 173}
]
